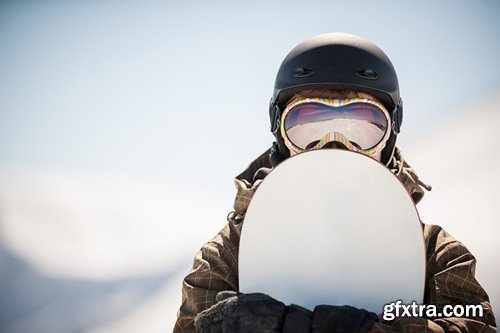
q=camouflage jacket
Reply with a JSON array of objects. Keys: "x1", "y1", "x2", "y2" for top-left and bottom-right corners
[{"x1": 174, "y1": 148, "x2": 496, "y2": 332}]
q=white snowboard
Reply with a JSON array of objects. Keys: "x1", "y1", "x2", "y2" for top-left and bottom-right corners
[{"x1": 238, "y1": 149, "x2": 425, "y2": 314}]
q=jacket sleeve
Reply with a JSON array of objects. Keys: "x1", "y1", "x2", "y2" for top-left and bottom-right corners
[
  {"x1": 173, "y1": 219, "x2": 242, "y2": 333},
  {"x1": 363, "y1": 224, "x2": 496, "y2": 333}
]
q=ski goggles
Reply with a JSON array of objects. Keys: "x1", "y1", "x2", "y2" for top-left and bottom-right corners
[{"x1": 280, "y1": 98, "x2": 391, "y2": 156}]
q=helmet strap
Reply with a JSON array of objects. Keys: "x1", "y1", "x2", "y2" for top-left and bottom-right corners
[
  {"x1": 275, "y1": 130, "x2": 291, "y2": 158},
  {"x1": 270, "y1": 142, "x2": 287, "y2": 166},
  {"x1": 381, "y1": 130, "x2": 397, "y2": 166}
]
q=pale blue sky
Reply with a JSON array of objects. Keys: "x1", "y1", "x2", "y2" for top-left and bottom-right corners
[{"x1": 1, "y1": 0, "x2": 499, "y2": 192}]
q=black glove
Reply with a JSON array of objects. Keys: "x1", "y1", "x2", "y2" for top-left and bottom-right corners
[
  {"x1": 195, "y1": 291, "x2": 314, "y2": 333},
  {"x1": 311, "y1": 305, "x2": 378, "y2": 333},
  {"x1": 195, "y1": 291, "x2": 375, "y2": 333},
  {"x1": 194, "y1": 291, "x2": 286, "y2": 333},
  {"x1": 282, "y1": 304, "x2": 313, "y2": 333}
]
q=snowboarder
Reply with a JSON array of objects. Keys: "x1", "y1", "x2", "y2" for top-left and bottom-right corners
[{"x1": 174, "y1": 33, "x2": 496, "y2": 333}]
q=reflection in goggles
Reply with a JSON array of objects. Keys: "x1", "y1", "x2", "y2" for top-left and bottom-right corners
[{"x1": 284, "y1": 101, "x2": 388, "y2": 150}]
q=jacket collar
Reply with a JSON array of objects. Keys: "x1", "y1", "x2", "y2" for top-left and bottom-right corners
[{"x1": 232, "y1": 147, "x2": 427, "y2": 216}]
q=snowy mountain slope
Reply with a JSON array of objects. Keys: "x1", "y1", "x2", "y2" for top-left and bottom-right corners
[{"x1": 0, "y1": 172, "x2": 230, "y2": 332}]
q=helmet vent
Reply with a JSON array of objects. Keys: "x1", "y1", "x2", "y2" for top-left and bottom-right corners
[
  {"x1": 356, "y1": 69, "x2": 378, "y2": 79},
  {"x1": 292, "y1": 67, "x2": 314, "y2": 77}
]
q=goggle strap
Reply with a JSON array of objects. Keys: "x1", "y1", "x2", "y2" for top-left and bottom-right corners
[{"x1": 269, "y1": 100, "x2": 281, "y2": 134}]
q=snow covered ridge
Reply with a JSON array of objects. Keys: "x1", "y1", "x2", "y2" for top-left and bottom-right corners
[
  {"x1": 0, "y1": 172, "x2": 228, "y2": 332},
  {"x1": 0, "y1": 171, "x2": 226, "y2": 279}
]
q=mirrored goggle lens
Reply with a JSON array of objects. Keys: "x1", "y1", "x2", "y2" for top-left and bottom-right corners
[{"x1": 284, "y1": 102, "x2": 388, "y2": 150}]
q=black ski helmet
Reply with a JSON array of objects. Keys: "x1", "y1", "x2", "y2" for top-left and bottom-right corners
[{"x1": 269, "y1": 33, "x2": 403, "y2": 164}]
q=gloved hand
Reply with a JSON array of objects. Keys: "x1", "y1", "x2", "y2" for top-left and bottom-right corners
[
  {"x1": 311, "y1": 305, "x2": 378, "y2": 333},
  {"x1": 195, "y1": 291, "x2": 376, "y2": 333},
  {"x1": 195, "y1": 291, "x2": 314, "y2": 333},
  {"x1": 194, "y1": 291, "x2": 286, "y2": 333}
]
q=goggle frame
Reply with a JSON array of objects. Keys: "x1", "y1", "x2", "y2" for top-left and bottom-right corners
[{"x1": 280, "y1": 97, "x2": 392, "y2": 156}]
